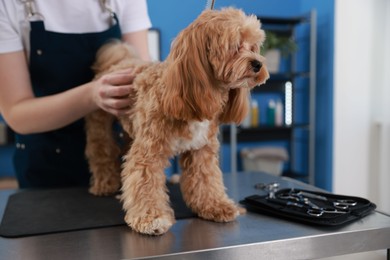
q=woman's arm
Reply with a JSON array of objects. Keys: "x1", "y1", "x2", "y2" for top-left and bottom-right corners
[
  {"x1": 0, "y1": 51, "x2": 134, "y2": 134},
  {"x1": 122, "y1": 29, "x2": 151, "y2": 61}
]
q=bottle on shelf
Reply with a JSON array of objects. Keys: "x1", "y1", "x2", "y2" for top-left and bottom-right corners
[
  {"x1": 250, "y1": 100, "x2": 259, "y2": 128},
  {"x1": 267, "y1": 99, "x2": 276, "y2": 126},
  {"x1": 242, "y1": 103, "x2": 251, "y2": 128},
  {"x1": 275, "y1": 99, "x2": 284, "y2": 126}
]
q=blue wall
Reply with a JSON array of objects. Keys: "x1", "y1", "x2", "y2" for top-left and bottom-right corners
[
  {"x1": 147, "y1": 0, "x2": 334, "y2": 190},
  {"x1": 0, "y1": 1, "x2": 334, "y2": 191},
  {"x1": 300, "y1": 0, "x2": 334, "y2": 191},
  {"x1": 148, "y1": 0, "x2": 302, "y2": 60}
]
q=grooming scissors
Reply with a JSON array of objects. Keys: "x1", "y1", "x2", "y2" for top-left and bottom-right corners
[{"x1": 267, "y1": 198, "x2": 348, "y2": 217}]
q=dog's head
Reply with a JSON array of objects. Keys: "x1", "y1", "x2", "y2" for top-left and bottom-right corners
[{"x1": 162, "y1": 8, "x2": 269, "y2": 123}]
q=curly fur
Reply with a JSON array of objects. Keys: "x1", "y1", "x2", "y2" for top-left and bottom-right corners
[{"x1": 85, "y1": 8, "x2": 269, "y2": 235}]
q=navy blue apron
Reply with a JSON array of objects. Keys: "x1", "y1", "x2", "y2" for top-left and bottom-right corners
[{"x1": 14, "y1": 9, "x2": 122, "y2": 188}]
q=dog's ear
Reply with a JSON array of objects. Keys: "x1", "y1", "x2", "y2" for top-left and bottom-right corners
[
  {"x1": 162, "y1": 22, "x2": 222, "y2": 121},
  {"x1": 219, "y1": 88, "x2": 250, "y2": 124}
]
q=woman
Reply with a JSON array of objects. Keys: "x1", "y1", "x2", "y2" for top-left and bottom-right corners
[{"x1": 0, "y1": 0, "x2": 152, "y2": 188}]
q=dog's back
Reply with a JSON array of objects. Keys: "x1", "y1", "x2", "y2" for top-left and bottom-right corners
[{"x1": 92, "y1": 40, "x2": 147, "y2": 78}]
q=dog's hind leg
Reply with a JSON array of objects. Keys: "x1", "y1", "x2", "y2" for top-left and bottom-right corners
[
  {"x1": 120, "y1": 139, "x2": 175, "y2": 235},
  {"x1": 85, "y1": 110, "x2": 122, "y2": 196},
  {"x1": 179, "y1": 138, "x2": 241, "y2": 222}
]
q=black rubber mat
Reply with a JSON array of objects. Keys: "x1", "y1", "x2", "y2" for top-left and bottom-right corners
[{"x1": 0, "y1": 184, "x2": 195, "y2": 238}]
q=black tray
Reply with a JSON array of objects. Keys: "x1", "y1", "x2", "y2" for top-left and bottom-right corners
[{"x1": 240, "y1": 188, "x2": 376, "y2": 226}]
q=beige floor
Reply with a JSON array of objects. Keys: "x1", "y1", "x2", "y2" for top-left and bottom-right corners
[{"x1": 0, "y1": 177, "x2": 18, "y2": 189}]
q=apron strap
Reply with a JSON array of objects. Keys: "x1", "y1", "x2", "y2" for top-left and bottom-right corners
[
  {"x1": 99, "y1": 0, "x2": 119, "y2": 26},
  {"x1": 20, "y1": 0, "x2": 118, "y2": 25},
  {"x1": 100, "y1": 0, "x2": 115, "y2": 17},
  {"x1": 19, "y1": 0, "x2": 44, "y2": 21}
]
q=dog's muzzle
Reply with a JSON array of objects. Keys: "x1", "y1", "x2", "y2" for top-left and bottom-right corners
[{"x1": 251, "y1": 60, "x2": 262, "y2": 73}]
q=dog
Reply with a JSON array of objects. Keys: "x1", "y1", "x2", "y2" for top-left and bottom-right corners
[{"x1": 85, "y1": 7, "x2": 269, "y2": 235}]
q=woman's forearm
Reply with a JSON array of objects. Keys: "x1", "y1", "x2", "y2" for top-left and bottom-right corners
[
  {"x1": 0, "y1": 51, "x2": 134, "y2": 134},
  {"x1": 5, "y1": 81, "x2": 97, "y2": 134}
]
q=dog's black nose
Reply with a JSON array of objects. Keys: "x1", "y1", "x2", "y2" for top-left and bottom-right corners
[{"x1": 251, "y1": 60, "x2": 262, "y2": 72}]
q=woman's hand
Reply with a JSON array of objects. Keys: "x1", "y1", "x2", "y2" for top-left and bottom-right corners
[{"x1": 92, "y1": 68, "x2": 136, "y2": 116}]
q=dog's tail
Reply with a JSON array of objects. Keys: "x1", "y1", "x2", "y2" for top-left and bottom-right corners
[{"x1": 92, "y1": 39, "x2": 139, "y2": 75}]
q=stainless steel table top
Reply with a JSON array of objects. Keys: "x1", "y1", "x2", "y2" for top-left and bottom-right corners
[{"x1": 1, "y1": 172, "x2": 389, "y2": 260}]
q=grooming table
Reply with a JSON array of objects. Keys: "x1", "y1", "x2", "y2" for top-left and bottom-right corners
[{"x1": 1, "y1": 172, "x2": 389, "y2": 260}]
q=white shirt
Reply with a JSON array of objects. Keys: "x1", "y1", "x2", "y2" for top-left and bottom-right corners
[{"x1": 0, "y1": 0, "x2": 152, "y2": 54}]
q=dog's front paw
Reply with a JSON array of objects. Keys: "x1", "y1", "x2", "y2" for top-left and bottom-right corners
[
  {"x1": 197, "y1": 200, "x2": 240, "y2": 223},
  {"x1": 125, "y1": 212, "x2": 175, "y2": 236}
]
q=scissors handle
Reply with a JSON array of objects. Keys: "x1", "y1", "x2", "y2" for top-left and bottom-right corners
[
  {"x1": 333, "y1": 199, "x2": 357, "y2": 210},
  {"x1": 336, "y1": 199, "x2": 357, "y2": 206},
  {"x1": 277, "y1": 193, "x2": 300, "y2": 201},
  {"x1": 307, "y1": 209, "x2": 323, "y2": 217},
  {"x1": 307, "y1": 208, "x2": 348, "y2": 217}
]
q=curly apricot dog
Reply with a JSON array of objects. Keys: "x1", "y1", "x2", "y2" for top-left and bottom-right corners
[{"x1": 85, "y1": 8, "x2": 269, "y2": 235}]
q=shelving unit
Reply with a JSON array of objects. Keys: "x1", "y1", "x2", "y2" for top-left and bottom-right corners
[{"x1": 225, "y1": 10, "x2": 317, "y2": 185}]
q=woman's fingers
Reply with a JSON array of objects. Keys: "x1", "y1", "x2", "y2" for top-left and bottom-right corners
[{"x1": 92, "y1": 68, "x2": 138, "y2": 116}]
